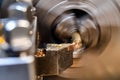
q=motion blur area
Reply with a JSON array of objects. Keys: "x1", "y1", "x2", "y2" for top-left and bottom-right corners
[{"x1": 0, "y1": 0, "x2": 120, "y2": 80}]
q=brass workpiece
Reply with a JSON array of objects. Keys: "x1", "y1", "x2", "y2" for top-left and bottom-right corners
[{"x1": 72, "y1": 32, "x2": 82, "y2": 50}]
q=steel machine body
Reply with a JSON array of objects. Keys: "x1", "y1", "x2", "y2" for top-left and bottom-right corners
[{"x1": 0, "y1": 0, "x2": 120, "y2": 80}]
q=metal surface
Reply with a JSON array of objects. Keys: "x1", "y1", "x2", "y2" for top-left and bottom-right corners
[
  {"x1": 0, "y1": 0, "x2": 36, "y2": 56},
  {"x1": 0, "y1": 56, "x2": 35, "y2": 80},
  {"x1": 35, "y1": 0, "x2": 107, "y2": 50},
  {"x1": 0, "y1": 1, "x2": 36, "y2": 80},
  {"x1": 1, "y1": 0, "x2": 120, "y2": 80},
  {"x1": 35, "y1": 44, "x2": 73, "y2": 76},
  {"x1": 35, "y1": 0, "x2": 120, "y2": 80},
  {"x1": 8, "y1": 2, "x2": 34, "y2": 22},
  {"x1": 4, "y1": 19, "x2": 32, "y2": 52},
  {"x1": 0, "y1": 0, "x2": 34, "y2": 18}
]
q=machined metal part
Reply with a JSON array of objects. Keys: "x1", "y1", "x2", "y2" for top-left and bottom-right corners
[
  {"x1": 0, "y1": 0, "x2": 37, "y2": 56},
  {"x1": 0, "y1": 0, "x2": 34, "y2": 18},
  {"x1": 35, "y1": 0, "x2": 120, "y2": 54},
  {"x1": 35, "y1": 0, "x2": 97, "y2": 59},
  {"x1": 0, "y1": 18, "x2": 37, "y2": 57},
  {"x1": 4, "y1": 19, "x2": 32, "y2": 51},
  {"x1": 54, "y1": 13, "x2": 78, "y2": 42},
  {"x1": 8, "y1": 2, "x2": 34, "y2": 22},
  {"x1": 0, "y1": 56, "x2": 35, "y2": 80},
  {"x1": 35, "y1": 0, "x2": 120, "y2": 80},
  {"x1": 35, "y1": 44, "x2": 73, "y2": 76},
  {"x1": 0, "y1": 1, "x2": 37, "y2": 80}
]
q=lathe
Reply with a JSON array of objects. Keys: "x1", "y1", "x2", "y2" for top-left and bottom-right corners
[{"x1": 0, "y1": 0, "x2": 120, "y2": 80}]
